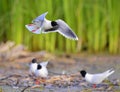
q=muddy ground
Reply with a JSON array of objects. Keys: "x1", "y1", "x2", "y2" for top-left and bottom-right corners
[{"x1": 0, "y1": 43, "x2": 120, "y2": 92}]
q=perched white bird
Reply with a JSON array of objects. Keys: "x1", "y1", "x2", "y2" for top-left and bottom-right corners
[
  {"x1": 29, "y1": 58, "x2": 38, "y2": 75},
  {"x1": 35, "y1": 61, "x2": 48, "y2": 78},
  {"x1": 25, "y1": 12, "x2": 78, "y2": 40},
  {"x1": 80, "y1": 68, "x2": 115, "y2": 88}
]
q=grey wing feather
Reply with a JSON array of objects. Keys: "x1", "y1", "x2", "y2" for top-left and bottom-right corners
[{"x1": 56, "y1": 19, "x2": 78, "y2": 40}]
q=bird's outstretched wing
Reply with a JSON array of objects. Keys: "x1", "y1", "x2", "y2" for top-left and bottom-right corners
[
  {"x1": 56, "y1": 19, "x2": 78, "y2": 40},
  {"x1": 25, "y1": 24, "x2": 41, "y2": 34},
  {"x1": 33, "y1": 12, "x2": 48, "y2": 22}
]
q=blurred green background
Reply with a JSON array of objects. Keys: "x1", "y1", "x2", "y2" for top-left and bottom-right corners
[{"x1": 0, "y1": 0, "x2": 120, "y2": 54}]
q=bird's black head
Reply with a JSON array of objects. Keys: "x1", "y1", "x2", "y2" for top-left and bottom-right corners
[
  {"x1": 80, "y1": 70, "x2": 87, "y2": 78},
  {"x1": 37, "y1": 64, "x2": 42, "y2": 70},
  {"x1": 51, "y1": 21, "x2": 58, "y2": 27},
  {"x1": 32, "y1": 58, "x2": 37, "y2": 63}
]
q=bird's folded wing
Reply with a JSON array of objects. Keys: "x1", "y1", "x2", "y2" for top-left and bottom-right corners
[
  {"x1": 25, "y1": 24, "x2": 41, "y2": 34},
  {"x1": 56, "y1": 19, "x2": 78, "y2": 40},
  {"x1": 92, "y1": 70, "x2": 114, "y2": 82}
]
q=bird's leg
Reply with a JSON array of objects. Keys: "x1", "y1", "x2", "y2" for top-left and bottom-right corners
[
  {"x1": 34, "y1": 79, "x2": 40, "y2": 85},
  {"x1": 93, "y1": 84, "x2": 96, "y2": 88},
  {"x1": 34, "y1": 77, "x2": 46, "y2": 85}
]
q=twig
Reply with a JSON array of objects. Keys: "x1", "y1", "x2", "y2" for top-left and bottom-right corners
[
  {"x1": 21, "y1": 86, "x2": 31, "y2": 92},
  {"x1": 0, "y1": 75, "x2": 13, "y2": 80},
  {"x1": 14, "y1": 78, "x2": 20, "y2": 86},
  {"x1": 0, "y1": 74, "x2": 22, "y2": 81},
  {"x1": 31, "y1": 85, "x2": 42, "y2": 89}
]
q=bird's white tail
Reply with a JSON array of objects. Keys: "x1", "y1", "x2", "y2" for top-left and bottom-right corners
[
  {"x1": 40, "y1": 61, "x2": 48, "y2": 67},
  {"x1": 105, "y1": 68, "x2": 115, "y2": 77}
]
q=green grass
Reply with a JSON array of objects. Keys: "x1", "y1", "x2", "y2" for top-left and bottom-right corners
[{"x1": 0, "y1": 0, "x2": 120, "y2": 54}]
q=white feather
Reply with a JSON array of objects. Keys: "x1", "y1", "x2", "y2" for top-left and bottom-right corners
[
  {"x1": 42, "y1": 19, "x2": 52, "y2": 30},
  {"x1": 29, "y1": 63, "x2": 37, "y2": 75},
  {"x1": 85, "y1": 69, "x2": 115, "y2": 84},
  {"x1": 25, "y1": 24, "x2": 41, "y2": 34},
  {"x1": 35, "y1": 61, "x2": 48, "y2": 78}
]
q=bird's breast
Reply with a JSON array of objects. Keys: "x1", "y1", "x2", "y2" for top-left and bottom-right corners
[{"x1": 43, "y1": 20, "x2": 53, "y2": 30}]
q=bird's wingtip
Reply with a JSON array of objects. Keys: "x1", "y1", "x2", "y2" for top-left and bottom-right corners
[
  {"x1": 70, "y1": 36, "x2": 78, "y2": 40},
  {"x1": 75, "y1": 37, "x2": 79, "y2": 40},
  {"x1": 44, "y1": 12, "x2": 48, "y2": 15},
  {"x1": 45, "y1": 11, "x2": 48, "y2": 14}
]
